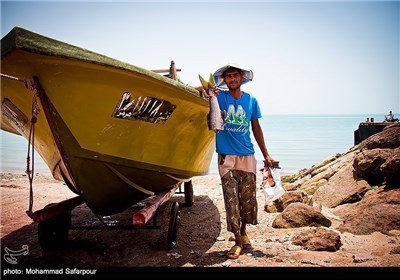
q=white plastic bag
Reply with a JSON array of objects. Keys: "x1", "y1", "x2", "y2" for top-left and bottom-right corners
[{"x1": 261, "y1": 167, "x2": 285, "y2": 205}]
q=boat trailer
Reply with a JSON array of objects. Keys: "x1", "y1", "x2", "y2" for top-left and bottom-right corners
[{"x1": 28, "y1": 181, "x2": 194, "y2": 251}]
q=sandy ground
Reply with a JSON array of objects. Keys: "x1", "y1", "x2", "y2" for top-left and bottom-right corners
[{"x1": 1, "y1": 172, "x2": 399, "y2": 277}]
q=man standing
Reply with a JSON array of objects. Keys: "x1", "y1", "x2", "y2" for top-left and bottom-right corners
[
  {"x1": 386, "y1": 111, "x2": 395, "y2": 121},
  {"x1": 211, "y1": 63, "x2": 276, "y2": 259}
]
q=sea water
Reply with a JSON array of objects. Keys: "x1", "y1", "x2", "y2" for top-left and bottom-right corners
[
  {"x1": 0, "y1": 114, "x2": 389, "y2": 175},
  {"x1": 209, "y1": 113, "x2": 387, "y2": 175}
]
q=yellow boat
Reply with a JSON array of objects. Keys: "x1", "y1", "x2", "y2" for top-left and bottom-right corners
[{"x1": 1, "y1": 27, "x2": 215, "y2": 217}]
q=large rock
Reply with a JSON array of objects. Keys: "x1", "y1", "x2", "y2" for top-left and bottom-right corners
[
  {"x1": 312, "y1": 162, "x2": 370, "y2": 208},
  {"x1": 264, "y1": 190, "x2": 308, "y2": 213},
  {"x1": 353, "y1": 148, "x2": 393, "y2": 185},
  {"x1": 359, "y1": 123, "x2": 400, "y2": 150},
  {"x1": 353, "y1": 146, "x2": 400, "y2": 187},
  {"x1": 355, "y1": 123, "x2": 400, "y2": 186},
  {"x1": 332, "y1": 188, "x2": 400, "y2": 235},
  {"x1": 272, "y1": 202, "x2": 331, "y2": 228},
  {"x1": 291, "y1": 227, "x2": 341, "y2": 252},
  {"x1": 380, "y1": 147, "x2": 400, "y2": 186}
]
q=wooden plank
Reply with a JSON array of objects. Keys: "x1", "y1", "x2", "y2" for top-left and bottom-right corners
[
  {"x1": 151, "y1": 68, "x2": 182, "y2": 74},
  {"x1": 30, "y1": 196, "x2": 84, "y2": 222},
  {"x1": 151, "y1": 61, "x2": 181, "y2": 80},
  {"x1": 132, "y1": 184, "x2": 180, "y2": 226}
]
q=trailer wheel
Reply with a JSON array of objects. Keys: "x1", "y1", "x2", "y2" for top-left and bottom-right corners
[
  {"x1": 38, "y1": 204, "x2": 71, "y2": 251},
  {"x1": 183, "y1": 180, "x2": 194, "y2": 207},
  {"x1": 166, "y1": 201, "x2": 181, "y2": 250}
]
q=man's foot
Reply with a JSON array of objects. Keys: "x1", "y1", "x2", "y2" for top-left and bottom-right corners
[
  {"x1": 241, "y1": 235, "x2": 253, "y2": 250},
  {"x1": 226, "y1": 245, "x2": 242, "y2": 259}
]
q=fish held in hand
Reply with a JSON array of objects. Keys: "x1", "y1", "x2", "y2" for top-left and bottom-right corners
[{"x1": 199, "y1": 73, "x2": 224, "y2": 132}]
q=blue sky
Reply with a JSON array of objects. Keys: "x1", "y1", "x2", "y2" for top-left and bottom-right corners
[{"x1": 1, "y1": 0, "x2": 399, "y2": 115}]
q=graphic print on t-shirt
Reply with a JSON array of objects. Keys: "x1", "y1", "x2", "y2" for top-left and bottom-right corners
[
  {"x1": 225, "y1": 104, "x2": 249, "y2": 126},
  {"x1": 223, "y1": 104, "x2": 249, "y2": 135}
]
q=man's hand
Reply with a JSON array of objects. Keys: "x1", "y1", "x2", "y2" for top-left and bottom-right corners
[
  {"x1": 263, "y1": 157, "x2": 279, "y2": 169},
  {"x1": 194, "y1": 85, "x2": 218, "y2": 97}
]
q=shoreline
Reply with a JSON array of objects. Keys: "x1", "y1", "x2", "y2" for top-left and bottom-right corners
[
  {"x1": 0, "y1": 159, "x2": 296, "y2": 178},
  {"x1": 0, "y1": 168, "x2": 295, "y2": 180}
]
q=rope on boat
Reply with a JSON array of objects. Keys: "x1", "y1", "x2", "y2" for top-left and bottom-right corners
[
  {"x1": 23, "y1": 78, "x2": 41, "y2": 219},
  {"x1": 105, "y1": 163, "x2": 155, "y2": 196},
  {"x1": 1, "y1": 72, "x2": 36, "y2": 217},
  {"x1": 165, "y1": 174, "x2": 192, "y2": 183}
]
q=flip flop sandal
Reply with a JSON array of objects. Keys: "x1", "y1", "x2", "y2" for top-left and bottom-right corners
[
  {"x1": 241, "y1": 235, "x2": 253, "y2": 250},
  {"x1": 226, "y1": 245, "x2": 242, "y2": 259}
]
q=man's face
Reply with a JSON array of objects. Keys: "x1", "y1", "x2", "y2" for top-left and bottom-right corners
[{"x1": 223, "y1": 69, "x2": 243, "y2": 91}]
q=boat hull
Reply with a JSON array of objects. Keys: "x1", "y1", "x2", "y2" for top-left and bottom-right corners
[{"x1": 1, "y1": 27, "x2": 215, "y2": 215}]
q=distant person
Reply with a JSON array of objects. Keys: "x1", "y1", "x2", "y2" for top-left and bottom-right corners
[
  {"x1": 385, "y1": 111, "x2": 399, "y2": 122},
  {"x1": 200, "y1": 63, "x2": 277, "y2": 259},
  {"x1": 385, "y1": 111, "x2": 397, "y2": 122}
]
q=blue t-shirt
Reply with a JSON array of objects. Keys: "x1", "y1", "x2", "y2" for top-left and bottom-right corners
[{"x1": 216, "y1": 90, "x2": 262, "y2": 156}]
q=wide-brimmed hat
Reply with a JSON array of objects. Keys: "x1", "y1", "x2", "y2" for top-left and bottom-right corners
[{"x1": 213, "y1": 62, "x2": 253, "y2": 89}]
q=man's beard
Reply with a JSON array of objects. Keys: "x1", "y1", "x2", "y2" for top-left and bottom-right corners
[{"x1": 227, "y1": 82, "x2": 240, "y2": 91}]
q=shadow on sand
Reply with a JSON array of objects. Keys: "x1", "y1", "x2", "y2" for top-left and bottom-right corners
[{"x1": 1, "y1": 193, "x2": 225, "y2": 270}]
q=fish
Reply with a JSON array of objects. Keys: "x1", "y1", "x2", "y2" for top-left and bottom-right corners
[{"x1": 199, "y1": 73, "x2": 224, "y2": 132}]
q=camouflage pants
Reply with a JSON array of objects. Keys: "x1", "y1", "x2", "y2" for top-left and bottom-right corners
[{"x1": 221, "y1": 170, "x2": 258, "y2": 233}]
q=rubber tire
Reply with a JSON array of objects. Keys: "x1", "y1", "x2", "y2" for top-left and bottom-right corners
[
  {"x1": 184, "y1": 181, "x2": 194, "y2": 207},
  {"x1": 38, "y1": 204, "x2": 71, "y2": 251},
  {"x1": 166, "y1": 201, "x2": 181, "y2": 250}
]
